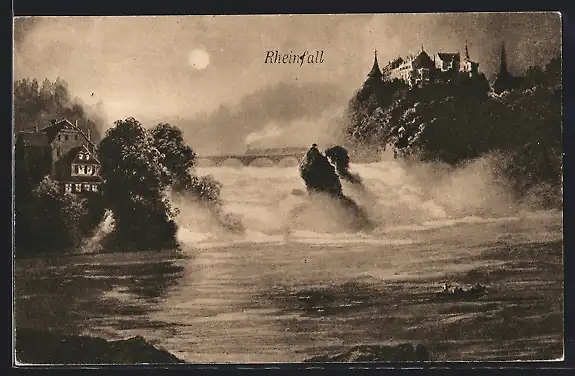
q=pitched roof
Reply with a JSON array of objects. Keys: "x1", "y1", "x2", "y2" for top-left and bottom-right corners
[
  {"x1": 367, "y1": 50, "x2": 383, "y2": 79},
  {"x1": 39, "y1": 119, "x2": 74, "y2": 143},
  {"x1": 55, "y1": 145, "x2": 102, "y2": 182},
  {"x1": 17, "y1": 131, "x2": 49, "y2": 147},
  {"x1": 437, "y1": 52, "x2": 461, "y2": 62},
  {"x1": 412, "y1": 50, "x2": 435, "y2": 69},
  {"x1": 71, "y1": 144, "x2": 100, "y2": 164},
  {"x1": 57, "y1": 144, "x2": 100, "y2": 166},
  {"x1": 385, "y1": 56, "x2": 405, "y2": 70},
  {"x1": 39, "y1": 119, "x2": 96, "y2": 148},
  {"x1": 56, "y1": 145, "x2": 82, "y2": 165}
]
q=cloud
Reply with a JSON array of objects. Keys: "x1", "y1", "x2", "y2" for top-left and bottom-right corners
[
  {"x1": 163, "y1": 81, "x2": 349, "y2": 154},
  {"x1": 13, "y1": 13, "x2": 561, "y2": 130},
  {"x1": 244, "y1": 109, "x2": 345, "y2": 150}
]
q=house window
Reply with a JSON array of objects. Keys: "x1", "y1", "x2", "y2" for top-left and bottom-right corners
[
  {"x1": 84, "y1": 183, "x2": 91, "y2": 191},
  {"x1": 79, "y1": 165, "x2": 86, "y2": 175},
  {"x1": 79, "y1": 153, "x2": 84, "y2": 160},
  {"x1": 56, "y1": 149, "x2": 60, "y2": 157},
  {"x1": 85, "y1": 154, "x2": 90, "y2": 161},
  {"x1": 75, "y1": 183, "x2": 82, "y2": 192},
  {"x1": 64, "y1": 135, "x2": 69, "y2": 141},
  {"x1": 91, "y1": 185, "x2": 98, "y2": 192},
  {"x1": 74, "y1": 165, "x2": 79, "y2": 175},
  {"x1": 86, "y1": 166, "x2": 93, "y2": 175},
  {"x1": 65, "y1": 183, "x2": 72, "y2": 193}
]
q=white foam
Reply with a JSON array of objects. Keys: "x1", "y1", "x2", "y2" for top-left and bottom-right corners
[{"x1": 178, "y1": 161, "x2": 563, "y2": 247}]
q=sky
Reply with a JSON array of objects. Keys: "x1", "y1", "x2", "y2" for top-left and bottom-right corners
[{"x1": 13, "y1": 13, "x2": 561, "y2": 154}]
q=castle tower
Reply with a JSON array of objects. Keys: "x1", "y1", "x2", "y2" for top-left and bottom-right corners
[
  {"x1": 367, "y1": 49, "x2": 383, "y2": 80},
  {"x1": 493, "y1": 42, "x2": 515, "y2": 94},
  {"x1": 499, "y1": 42, "x2": 509, "y2": 77}
]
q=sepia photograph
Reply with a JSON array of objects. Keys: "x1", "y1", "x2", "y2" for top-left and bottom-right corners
[{"x1": 12, "y1": 12, "x2": 563, "y2": 365}]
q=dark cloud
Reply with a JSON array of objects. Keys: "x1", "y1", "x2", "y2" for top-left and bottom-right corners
[{"x1": 159, "y1": 81, "x2": 348, "y2": 154}]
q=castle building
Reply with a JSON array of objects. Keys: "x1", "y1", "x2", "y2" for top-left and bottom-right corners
[
  {"x1": 15, "y1": 119, "x2": 102, "y2": 194},
  {"x1": 382, "y1": 46, "x2": 436, "y2": 86},
  {"x1": 435, "y1": 52, "x2": 460, "y2": 73},
  {"x1": 460, "y1": 43, "x2": 480, "y2": 76},
  {"x1": 377, "y1": 43, "x2": 480, "y2": 86},
  {"x1": 367, "y1": 49, "x2": 384, "y2": 81}
]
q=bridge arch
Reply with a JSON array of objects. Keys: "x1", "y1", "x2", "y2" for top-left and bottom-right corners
[
  {"x1": 195, "y1": 158, "x2": 216, "y2": 167},
  {"x1": 219, "y1": 158, "x2": 244, "y2": 167},
  {"x1": 248, "y1": 157, "x2": 275, "y2": 167},
  {"x1": 276, "y1": 156, "x2": 300, "y2": 167}
]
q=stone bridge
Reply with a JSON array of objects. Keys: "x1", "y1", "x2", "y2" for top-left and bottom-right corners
[{"x1": 195, "y1": 147, "x2": 309, "y2": 167}]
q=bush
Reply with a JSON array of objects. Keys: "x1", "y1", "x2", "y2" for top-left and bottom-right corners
[
  {"x1": 15, "y1": 177, "x2": 104, "y2": 256},
  {"x1": 150, "y1": 122, "x2": 196, "y2": 186}
]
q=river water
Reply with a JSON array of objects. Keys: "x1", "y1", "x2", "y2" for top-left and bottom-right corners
[{"x1": 14, "y1": 159, "x2": 564, "y2": 363}]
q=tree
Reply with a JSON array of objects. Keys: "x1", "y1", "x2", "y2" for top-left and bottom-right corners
[
  {"x1": 13, "y1": 77, "x2": 104, "y2": 142},
  {"x1": 15, "y1": 177, "x2": 95, "y2": 256},
  {"x1": 97, "y1": 118, "x2": 177, "y2": 249},
  {"x1": 150, "y1": 122, "x2": 196, "y2": 187},
  {"x1": 148, "y1": 122, "x2": 244, "y2": 233},
  {"x1": 150, "y1": 122, "x2": 229, "y2": 207},
  {"x1": 544, "y1": 56, "x2": 561, "y2": 87}
]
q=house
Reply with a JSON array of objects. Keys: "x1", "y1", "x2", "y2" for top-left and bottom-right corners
[
  {"x1": 55, "y1": 144, "x2": 102, "y2": 194},
  {"x1": 15, "y1": 119, "x2": 102, "y2": 194},
  {"x1": 382, "y1": 47, "x2": 438, "y2": 87}
]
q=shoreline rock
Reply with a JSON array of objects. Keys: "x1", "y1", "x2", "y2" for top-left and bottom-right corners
[
  {"x1": 304, "y1": 343, "x2": 431, "y2": 363},
  {"x1": 15, "y1": 328, "x2": 185, "y2": 365}
]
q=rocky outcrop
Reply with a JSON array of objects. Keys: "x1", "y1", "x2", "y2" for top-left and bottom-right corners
[
  {"x1": 15, "y1": 329, "x2": 185, "y2": 365},
  {"x1": 299, "y1": 144, "x2": 343, "y2": 196},
  {"x1": 325, "y1": 145, "x2": 362, "y2": 184},
  {"x1": 304, "y1": 343, "x2": 431, "y2": 363},
  {"x1": 298, "y1": 144, "x2": 372, "y2": 231},
  {"x1": 433, "y1": 283, "x2": 488, "y2": 302}
]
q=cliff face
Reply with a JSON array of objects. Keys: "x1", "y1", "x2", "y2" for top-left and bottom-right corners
[{"x1": 15, "y1": 329, "x2": 185, "y2": 365}]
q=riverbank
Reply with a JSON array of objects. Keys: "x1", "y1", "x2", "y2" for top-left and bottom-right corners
[
  {"x1": 15, "y1": 328, "x2": 185, "y2": 365},
  {"x1": 15, "y1": 328, "x2": 432, "y2": 365}
]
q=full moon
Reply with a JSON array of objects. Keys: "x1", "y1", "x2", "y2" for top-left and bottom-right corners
[{"x1": 188, "y1": 49, "x2": 210, "y2": 70}]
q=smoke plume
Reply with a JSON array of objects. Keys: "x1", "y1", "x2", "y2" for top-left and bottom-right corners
[{"x1": 139, "y1": 81, "x2": 349, "y2": 155}]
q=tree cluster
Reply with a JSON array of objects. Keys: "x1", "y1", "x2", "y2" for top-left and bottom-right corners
[
  {"x1": 14, "y1": 176, "x2": 106, "y2": 256},
  {"x1": 14, "y1": 78, "x2": 104, "y2": 142},
  {"x1": 97, "y1": 117, "x2": 241, "y2": 250}
]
